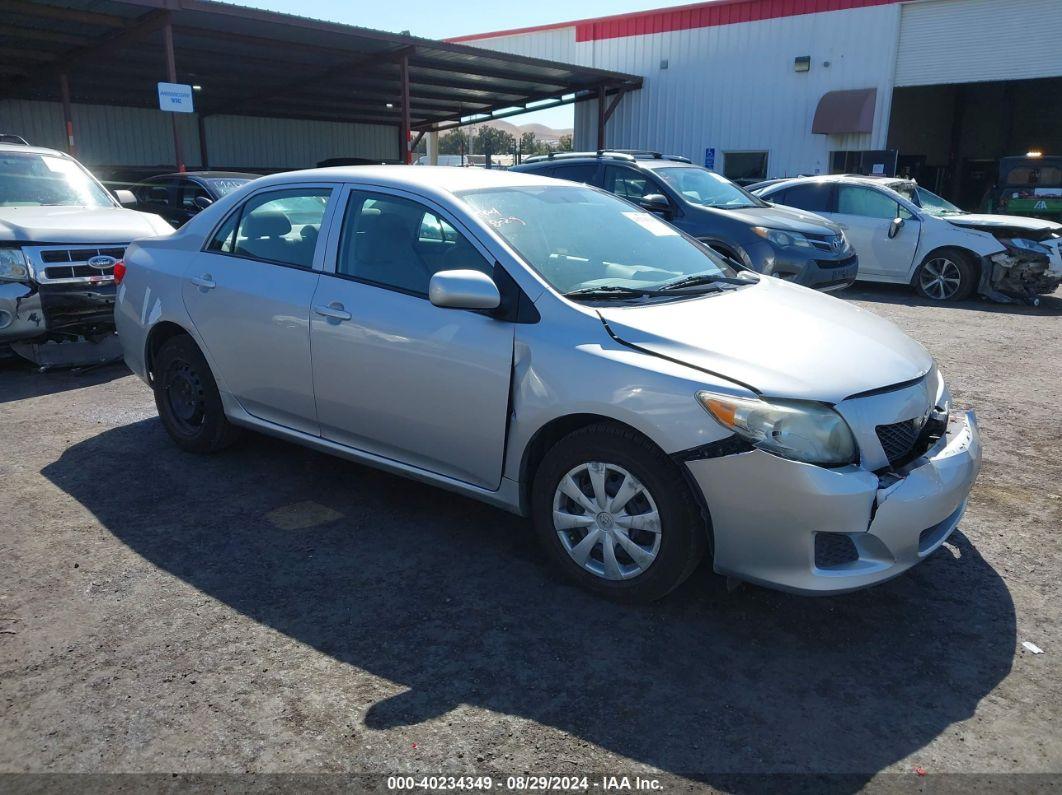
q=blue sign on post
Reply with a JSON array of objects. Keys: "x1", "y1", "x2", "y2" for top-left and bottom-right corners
[
  {"x1": 157, "y1": 82, "x2": 194, "y2": 113},
  {"x1": 704, "y1": 147, "x2": 716, "y2": 170}
]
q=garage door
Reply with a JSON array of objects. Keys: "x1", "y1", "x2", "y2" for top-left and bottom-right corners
[{"x1": 895, "y1": 0, "x2": 1062, "y2": 87}]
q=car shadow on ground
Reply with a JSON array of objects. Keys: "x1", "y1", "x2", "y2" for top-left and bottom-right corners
[
  {"x1": 844, "y1": 282, "x2": 1062, "y2": 315},
  {"x1": 0, "y1": 358, "x2": 130, "y2": 404},
  {"x1": 42, "y1": 419, "x2": 1015, "y2": 789}
]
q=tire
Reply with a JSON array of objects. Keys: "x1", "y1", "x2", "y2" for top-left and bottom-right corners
[
  {"x1": 914, "y1": 249, "x2": 977, "y2": 302},
  {"x1": 153, "y1": 334, "x2": 240, "y2": 453},
  {"x1": 531, "y1": 422, "x2": 707, "y2": 602}
]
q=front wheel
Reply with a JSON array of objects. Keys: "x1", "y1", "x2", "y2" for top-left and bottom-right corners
[
  {"x1": 914, "y1": 250, "x2": 977, "y2": 301},
  {"x1": 531, "y1": 423, "x2": 707, "y2": 602}
]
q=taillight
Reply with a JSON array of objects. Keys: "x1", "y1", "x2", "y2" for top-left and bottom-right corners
[{"x1": 113, "y1": 259, "x2": 126, "y2": 285}]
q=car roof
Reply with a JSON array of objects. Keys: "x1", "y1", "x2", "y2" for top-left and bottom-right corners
[
  {"x1": 757, "y1": 174, "x2": 912, "y2": 191},
  {"x1": 249, "y1": 165, "x2": 561, "y2": 198},
  {"x1": 0, "y1": 142, "x2": 70, "y2": 158},
  {"x1": 148, "y1": 171, "x2": 258, "y2": 180}
]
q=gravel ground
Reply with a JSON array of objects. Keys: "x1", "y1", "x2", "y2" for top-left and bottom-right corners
[{"x1": 1, "y1": 284, "x2": 1060, "y2": 792}]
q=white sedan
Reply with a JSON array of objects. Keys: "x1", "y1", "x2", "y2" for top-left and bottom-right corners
[{"x1": 752, "y1": 175, "x2": 1062, "y2": 304}]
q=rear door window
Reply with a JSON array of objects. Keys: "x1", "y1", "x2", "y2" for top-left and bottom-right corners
[
  {"x1": 207, "y1": 187, "x2": 332, "y2": 268},
  {"x1": 775, "y1": 182, "x2": 832, "y2": 212},
  {"x1": 549, "y1": 163, "x2": 599, "y2": 185}
]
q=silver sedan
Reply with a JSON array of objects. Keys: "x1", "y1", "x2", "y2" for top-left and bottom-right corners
[{"x1": 115, "y1": 166, "x2": 981, "y2": 601}]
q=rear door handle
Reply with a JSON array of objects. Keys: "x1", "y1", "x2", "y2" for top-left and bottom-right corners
[
  {"x1": 191, "y1": 274, "x2": 215, "y2": 289},
  {"x1": 314, "y1": 302, "x2": 352, "y2": 322}
]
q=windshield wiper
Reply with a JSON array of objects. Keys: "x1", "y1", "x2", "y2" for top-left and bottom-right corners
[
  {"x1": 563, "y1": 285, "x2": 662, "y2": 300},
  {"x1": 658, "y1": 273, "x2": 755, "y2": 291}
]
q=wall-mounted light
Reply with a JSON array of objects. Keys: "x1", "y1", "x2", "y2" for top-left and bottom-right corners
[
  {"x1": 386, "y1": 102, "x2": 394, "y2": 109},
  {"x1": 794, "y1": 55, "x2": 811, "y2": 73},
  {"x1": 192, "y1": 84, "x2": 203, "y2": 91},
  {"x1": 1027, "y1": 150, "x2": 1043, "y2": 158}
]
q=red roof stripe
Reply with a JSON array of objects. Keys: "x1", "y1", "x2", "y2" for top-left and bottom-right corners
[{"x1": 446, "y1": 0, "x2": 903, "y2": 43}]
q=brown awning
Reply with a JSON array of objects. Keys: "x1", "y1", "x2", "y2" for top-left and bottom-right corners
[{"x1": 812, "y1": 88, "x2": 877, "y2": 135}]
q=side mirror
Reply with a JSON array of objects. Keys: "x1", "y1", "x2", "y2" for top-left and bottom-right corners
[
  {"x1": 888, "y1": 217, "x2": 905, "y2": 239},
  {"x1": 114, "y1": 189, "x2": 137, "y2": 208},
  {"x1": 638, "y1": 193, "x2": 672, "y2": 215},
  {"x1": 194, "y1": 195, "x2": 214, "y2": 210},
  {"x1": 428, "y1": 269, "x2": 500, "y2": 311}
]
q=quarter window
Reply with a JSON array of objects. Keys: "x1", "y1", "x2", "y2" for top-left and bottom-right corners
[
  {"x1": 337, "y1": 191, "x2": 490, "y2": 296},
  {"x1": 208, "y1": 188, "x2": 331, "y2": 268},
  {"x1": 836, "y1": 185, "x2": 900, "y2": 220}
]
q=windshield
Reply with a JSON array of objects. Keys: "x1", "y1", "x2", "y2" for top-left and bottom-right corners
[
  {"x1": 654, "y1": 167, "x2": 763, "y2": 209},
  {"x1": 892, "y1": 183, "x2": 964, "y2": 216},
  {"x1": 459, "y1": 185, "x2": 739, "y2": 296},
  {"x1": 0, "y1": 152, "x2": 114, "y2": 208},
  {"x1": 203, "y1": 177, "x2": 253, "y2": 197}
]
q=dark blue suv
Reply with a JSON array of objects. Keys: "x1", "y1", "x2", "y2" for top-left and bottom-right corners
[{"x1": 511, "y1": 151, "x2": 857, "y2": 291}]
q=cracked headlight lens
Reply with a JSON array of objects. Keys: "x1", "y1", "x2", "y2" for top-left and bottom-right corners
[
  {"x1": 696, "y1": 391, "x2": 857, "y2": 466},
  {"x1": 0, "y1": 248, "x2": 30, "y2": 282}
]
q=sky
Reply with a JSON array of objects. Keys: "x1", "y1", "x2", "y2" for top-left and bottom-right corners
[{"x1": 229, "y1": 0, "x2": 670, "y2": 128}]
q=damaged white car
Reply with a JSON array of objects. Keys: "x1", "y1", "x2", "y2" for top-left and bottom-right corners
[{"x1": 752, "y1": 175, "x2": 1062, "y2": 304}]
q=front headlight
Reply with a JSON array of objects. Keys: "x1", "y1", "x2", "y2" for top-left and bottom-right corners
[
  {"x1": 752, "y1": 226, "x2": 813, "y2": 249},
  {"x1": 696, "y1": 391, "x2": 857, "y2": 466},
  {"x1": 0, "y1": 248, "x2": 30, "y2": 282}
]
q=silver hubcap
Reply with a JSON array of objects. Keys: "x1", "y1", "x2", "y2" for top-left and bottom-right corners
[
  {"x1": 920, "y1": 258, "x2": 962, "y2": 300},
  {"x1": 552, "y1": 462, "x2": 661, "y2": 581}
]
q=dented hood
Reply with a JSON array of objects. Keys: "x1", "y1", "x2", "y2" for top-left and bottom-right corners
[
  {"x1": 945, "y1": 213, "x2": 1062, "y2": 235},
  {"x1": 0, "y1": 206, "x2": 171, "y2": 243},
  {"x1": 598, "y1": 278, "x2": 932, "y2": 403}
]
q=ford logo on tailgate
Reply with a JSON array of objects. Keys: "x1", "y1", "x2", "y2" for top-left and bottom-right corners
[{"x1": 87, "y1": 255, "x2": 117, "y2": 270}]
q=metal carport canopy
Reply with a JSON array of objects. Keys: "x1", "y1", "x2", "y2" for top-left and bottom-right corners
[{"x1": 0, "y1": 0, "x2": 642, "y2": 144}]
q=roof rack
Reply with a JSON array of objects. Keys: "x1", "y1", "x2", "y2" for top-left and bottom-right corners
[
  {"x1": 610, "y1": 149, "x2": 692, "y2": 163},
  {"x1": 523, "y1": 150, "x2": 637, "y2": 164},
  {"x1": 0, "y1": 134, "x2": 29, "y2": 145}
]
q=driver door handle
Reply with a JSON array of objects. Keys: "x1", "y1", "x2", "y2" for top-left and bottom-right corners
[
  {"x1": 191, "y1": 274, "x2": 215, "y2": 289},
  {"x1": 314, "y1": 302, "x2": 352, "y2": 322}
]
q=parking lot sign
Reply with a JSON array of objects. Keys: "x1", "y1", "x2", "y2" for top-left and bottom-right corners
[
  {"x1": 157, "y1": 82, "x2": 194, "y2": 113},
  {"x1": 704, "y1": 147, "x2": 716, "y2": 170}
]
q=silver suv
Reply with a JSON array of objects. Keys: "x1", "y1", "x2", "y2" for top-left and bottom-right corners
[
  {"x1": 0, "y1": 143, "x2": 172, "y2": 364},
  {"x1": 116, "y1": 166, "x2": 981, "y2": 601}
]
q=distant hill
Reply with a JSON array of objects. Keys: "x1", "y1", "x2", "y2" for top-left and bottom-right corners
[{"x1": 460, "y1": 119, "x2": 572, "y2": 142}]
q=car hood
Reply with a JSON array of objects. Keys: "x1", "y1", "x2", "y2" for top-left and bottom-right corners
[
  {"x1": 705, "y1": 203, "x2": 840, "y2": 235},
  {"x1": 597, "y1": 278, "x2": 932, "y2": 403},
  {"x1": 0, "y1": 206, "x2": 171, "y2": 243},
  {"x1": 944, "y1": 213, "x2": 1062, "y2": 234}
]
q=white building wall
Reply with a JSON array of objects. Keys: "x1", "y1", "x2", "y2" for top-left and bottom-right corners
[
  {"x1": 896, "y1": 0, "x2": 1062, "y2": 87},
  {"x1": 468, "y1": 4, "x2": 903, "y2": 179}
]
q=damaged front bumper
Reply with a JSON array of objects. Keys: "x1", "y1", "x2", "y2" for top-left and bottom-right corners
[
  {"x1": 980, "y1": 239, "x2": 1062, "y2": 304},
  {"x1": 687, "y1": 410, "x2": 981, "y2": 594},
  {"x1": 0, "y1": 280, "x2": 116, "y2": 345},
  {"x1": 0, "y1": 281, "x2": 47, "y2": 342}
]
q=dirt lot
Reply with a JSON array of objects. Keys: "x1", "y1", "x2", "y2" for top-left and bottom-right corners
[{"x1": 1, "y1": 284, "x2": 1060, "y2": 791}]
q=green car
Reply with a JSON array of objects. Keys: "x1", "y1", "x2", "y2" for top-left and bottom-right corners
[{"x1": 984, "y1": 155, "x2": 1062, "y2": 223}]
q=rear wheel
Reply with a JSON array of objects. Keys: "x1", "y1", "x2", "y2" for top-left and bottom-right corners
[
  {"x1": 914, "y1": 250, "x2": 976, "y2": 301},
  {"x1": 153, "y1": 334, "x2": 240, "y2": 453},
  {"x1": 531, "y1": 423, "x2": 706, "y2": 602}
]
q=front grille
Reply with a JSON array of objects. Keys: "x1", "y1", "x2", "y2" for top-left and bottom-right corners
[
  {"x1": 27, "y1": 245, "x2": 128, "y2": 285},
  {"x1": 876, "y1": 418, "x2": 924, "y2": 465},
  {"x1": 815, "y1": 533, "x2": 859, "y2": 568},
  {"x1": 816, "y1": 254, "x2": 858, "y2": 270},
  {"x1": 805, "y1": 232, "x2": 844, "y2": 253}
]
